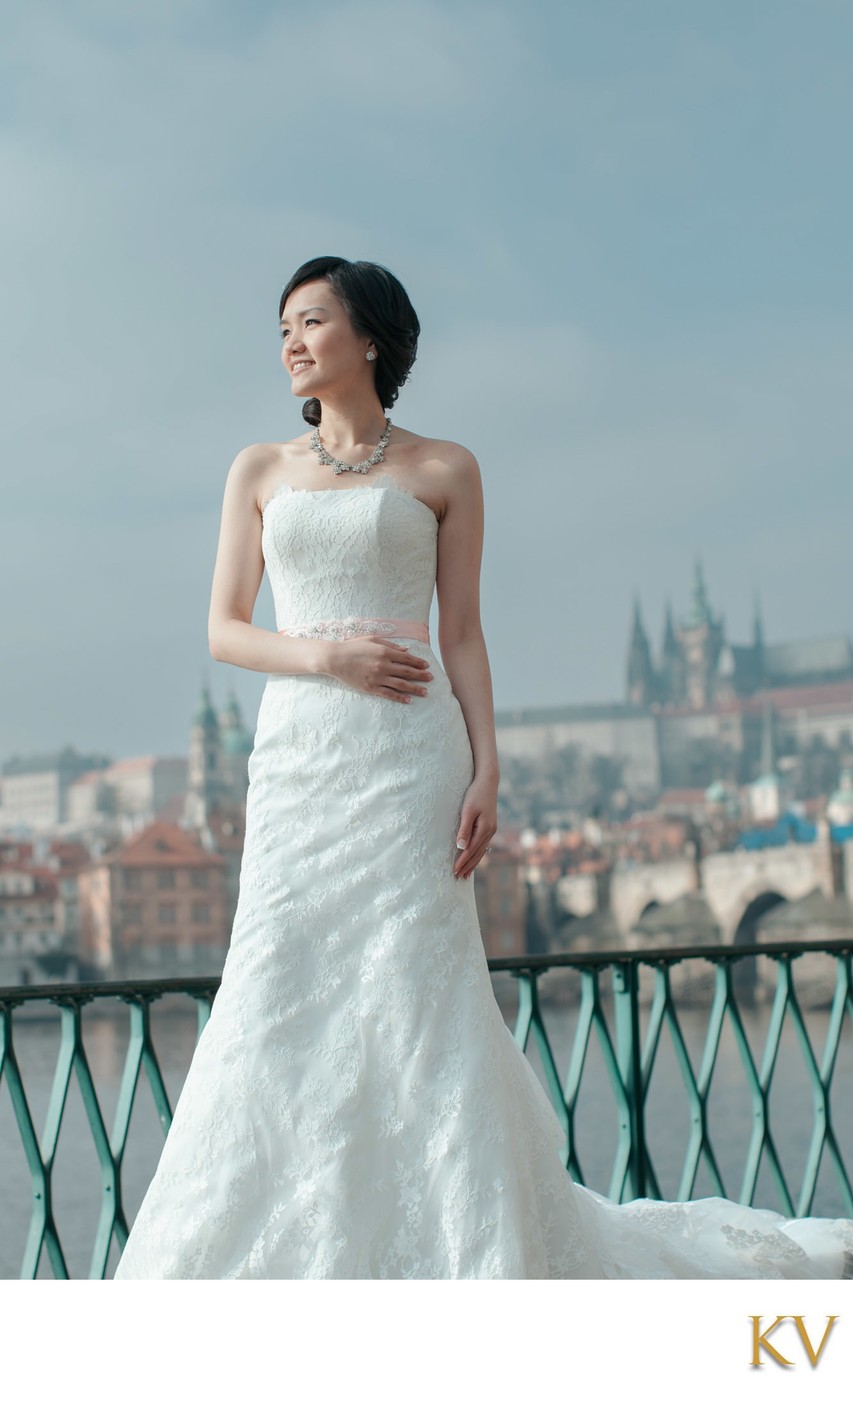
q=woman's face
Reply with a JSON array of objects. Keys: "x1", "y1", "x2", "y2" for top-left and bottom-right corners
[{"x1": 279, "y1": 278, "x2": 372, "y2": 401}]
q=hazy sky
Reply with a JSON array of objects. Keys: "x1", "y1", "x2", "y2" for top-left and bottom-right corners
[{"x1": 3, "y1": 0, "x2": 853, "y2": 763}]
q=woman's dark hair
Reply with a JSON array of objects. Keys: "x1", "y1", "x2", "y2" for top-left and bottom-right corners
[{"x1": 279, "y1": 256, "x2": 420, "y2": 427}]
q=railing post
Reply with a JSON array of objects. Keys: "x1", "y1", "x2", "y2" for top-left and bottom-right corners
[{"x1": 612, "y1": 959, "x2": 647, "y2": 1200}]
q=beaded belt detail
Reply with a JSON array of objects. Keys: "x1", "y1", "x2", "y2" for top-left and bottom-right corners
[{"x1": 278, "y1": 615, "x2": 430, "y2": 644}]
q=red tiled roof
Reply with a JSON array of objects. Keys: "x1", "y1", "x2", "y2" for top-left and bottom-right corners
[
  {"x1": 49, "y1": 840, "x2": 91, "y2": 870},
  {"x1": 99, "y1": 819, "x2": 225, "y2": 869}
]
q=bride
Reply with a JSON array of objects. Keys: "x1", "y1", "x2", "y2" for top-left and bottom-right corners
[{"x1": 113, "y1": 256, "x2": 853, "y2": 1279}]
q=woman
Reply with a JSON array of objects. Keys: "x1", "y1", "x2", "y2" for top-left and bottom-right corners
[{"x1": 114, "y1": 256, "x2": 853, "y2": 1278}]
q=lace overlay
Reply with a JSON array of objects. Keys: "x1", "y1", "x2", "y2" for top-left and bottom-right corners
[{"x1": 113, "y1": 475, "x2": 853, "y2": 1279}]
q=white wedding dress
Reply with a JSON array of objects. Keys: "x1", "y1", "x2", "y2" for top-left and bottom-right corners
[{"x1": 114, "y1": 471, "x2": 853, "y2": 1279}]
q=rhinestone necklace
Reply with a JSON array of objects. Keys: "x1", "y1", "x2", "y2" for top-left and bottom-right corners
[{"x1": 309, "y1": 417, "x2": 393, "y2": 475}]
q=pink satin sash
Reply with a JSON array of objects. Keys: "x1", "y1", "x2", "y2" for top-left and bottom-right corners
[{"x1": 278, "y1": 615, "x2": 430, "y2": 644}]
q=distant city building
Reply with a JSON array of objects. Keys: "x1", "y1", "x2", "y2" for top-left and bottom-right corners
[
  {"x1": 494, "y1": 701, "x2": 661, "y2": 799},
  {"x1": 0, "y1": 862, "x2": 62, "y2": 967},
  {"x1": 0, "y1": 684, "x2": 253, "y2": 841},
  {"x1": 0, "y1": 746, "x2": 111, "y2": 830},
  {"x1": 69, "y1": 756, "x2": 188, "y2": 824},
  {"x1": 77, "y1": 818, "x2": 230, "y2": 977},
  {"x1": 0, "y1": 836, "x2": 90, "y2": 985},
  {"x1": 472, "y1": 843, "x2": 527, "y2": 959},
  {"x1": 827, "y1": 768, "x2": 853, "y2": 827},
  {"x1": 748, "y1": 702, "x2": 793, "y2": 823}
]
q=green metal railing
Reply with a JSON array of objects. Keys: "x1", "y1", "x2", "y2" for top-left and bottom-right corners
[
  {"x1": 491, "y1": 937, "x2": 853, "y2": 1213},
  {"x1": 1, "y1": 935, "x2": 851, "y2": 1279}
]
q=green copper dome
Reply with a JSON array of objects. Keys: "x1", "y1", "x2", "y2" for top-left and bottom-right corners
[
  {"x1": 222, "y1": 726, "x2": 254, "y2": 756},
  {"x1": 219, "y1": 689, "x2": 253, "y2": 755},
  {"x1": 193, "y1": 685, "x2": 218, "y2": 729}
]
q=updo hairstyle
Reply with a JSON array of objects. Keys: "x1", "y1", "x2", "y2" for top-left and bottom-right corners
[{"x1": 279, "y1": 256, "x2": 420, "y2": 427}]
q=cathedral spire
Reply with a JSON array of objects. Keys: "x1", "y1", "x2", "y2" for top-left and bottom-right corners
[
  {"x1": 753, "y1": 589, "x2": 764, "y2": 648},
  {"x1": 627, "y1": 593, "x2": 655, "y2": 704},
  {"x1": 630, "y1": 591, "x2": 648, "y2": 644},
  {"x1": 687, "y1": 556, "x2": 712, "y2": 627},
  {"x1": 753, "y1": 588, "x2": 765, "y2": 686},
  {"x1": 661, "y1": 597, "x2": 678, "y2": 656}
]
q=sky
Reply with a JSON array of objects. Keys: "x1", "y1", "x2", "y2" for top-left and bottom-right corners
[{"x1": 2, "y1": 0, "x2": 853, "y2": 763}]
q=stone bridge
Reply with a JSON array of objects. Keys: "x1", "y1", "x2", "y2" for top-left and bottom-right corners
[{"x1": 557, "y1": 828, "x2": 853, "y2": 945}]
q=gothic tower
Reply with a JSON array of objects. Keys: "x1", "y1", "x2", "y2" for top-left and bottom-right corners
[
  {"x1": 658, "y1": 597, "x2": 684, "y2": 703},
  {"x1": 753, "y1": 589, "x2": 765, "y2": 689},
  {"x1": 678, "y1": 558, "x2": 725, "y2": 709},
  {"x1": 626, "y1": 593, "x2": 657, "y2": 705}
]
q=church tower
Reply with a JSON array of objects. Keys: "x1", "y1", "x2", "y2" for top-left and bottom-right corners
[
  {"x1": 752, "y1": 589, "x2": 765, "y2": 690},
  {"x1": 658, "y1": 597, "x2": 684, "y2": 703},
  {"x1": 185, "y1": 680, "x2": 229, "y2": 829},
  {"x1": 626, "y1": 593, "x2": 657, "y2": 705},
  {"x1": 749, "y1": 700, "x2": 790, "y2": 822},
  {"x1": 678, "y1": 558, "x2": 725, "y2": 709}
]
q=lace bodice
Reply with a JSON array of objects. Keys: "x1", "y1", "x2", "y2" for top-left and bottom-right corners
[{"x1": 260, "y1": 473, "x2": 439, "y2": 631}]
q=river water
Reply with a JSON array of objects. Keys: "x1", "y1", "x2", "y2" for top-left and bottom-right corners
[{"x1": 1, "y1": 981, "x2": 851, "y2": 1279}]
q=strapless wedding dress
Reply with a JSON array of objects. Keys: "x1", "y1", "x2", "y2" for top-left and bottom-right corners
[{"x1": 114, "y1": 471, "x2": 853, "y2": 1279}]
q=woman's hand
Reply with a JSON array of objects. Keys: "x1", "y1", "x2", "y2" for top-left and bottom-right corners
[
  {"x1": 324, "y1": 636, "x2": 434, "y2": 702},
  {"x1": 454, "y1": 773, "x2": 498, "y2": 879}
]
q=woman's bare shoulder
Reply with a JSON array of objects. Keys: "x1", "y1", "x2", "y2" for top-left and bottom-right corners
[
  {"x1": 224, "y1": 438, "x2": 310, "y2": 512},
  {"x1": 392, "y1": 430, "x2": 481, "y2": 520},
  {"x1": 397, "y1": 427, "x2": 479, "y2": 471}
]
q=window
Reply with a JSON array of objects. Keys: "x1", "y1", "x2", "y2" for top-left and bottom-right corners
[
  {"x1": 191, "y1": 870, "x2": 209, "y2": 889},
  {"x1": 157, "y1": 871, "x2": 176, "y2": 889},
  {"x1": 158, "y1": 904, "x2": 177, "y2": 924},
  {"x1": 501, "y1": 930, "x2": 516, "y2": 951},
  {"x1": 125, "y1": 870, "x2": 142, "y2": 890},
  {"x1": 192, "y1": 904, "x2": 210, "y2": 923},
  {"x1": 123, "y1": 903, "x2": 143, "y2": 925}
]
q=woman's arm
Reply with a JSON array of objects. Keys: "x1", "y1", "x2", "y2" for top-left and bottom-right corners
[
  {"x1": 435, "y1": 446, "x2": 500, "y2": 783},
  {"x1": 435, "y1": 445, "x2": 500, "y2": 878},
  {"x1": 207, "y1": 445, "x2": 328, "y2": 676}
]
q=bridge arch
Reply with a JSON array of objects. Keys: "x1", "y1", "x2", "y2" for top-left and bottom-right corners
[{"x1": 731, "y1": 889, "x2": 787, "y2": 1002}]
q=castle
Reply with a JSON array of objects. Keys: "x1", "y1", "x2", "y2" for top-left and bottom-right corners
[{"x1": 626, "y1": 559, "x2": 853, "y2": 709}]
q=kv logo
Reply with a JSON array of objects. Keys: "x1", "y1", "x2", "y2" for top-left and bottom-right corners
[{"x1": 749, "y1": 1315, "x2": 839, "y2": 1368}]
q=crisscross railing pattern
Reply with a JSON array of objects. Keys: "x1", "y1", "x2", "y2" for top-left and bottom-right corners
[
  {"x1": 1, "y1": 935, "x2": 851, "y2": 1278},
  {"x1": 0, "y1": 981, "x2": 217, "y2": 1280},
  {"x1": 495, "y1": 936, "x2": 853, "y2": 1213}
]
